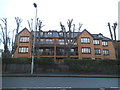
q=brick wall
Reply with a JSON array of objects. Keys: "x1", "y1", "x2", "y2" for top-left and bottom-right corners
[{"x1": 14, "y1": 28, "x2": 31, "y2": 58}]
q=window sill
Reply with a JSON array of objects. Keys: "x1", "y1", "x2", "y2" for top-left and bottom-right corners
[
  {"x1": 19, "y1": 42, "x2": 29, "y2": 43},
  {"x1": 18, "y1": 52, "x2": 28, "y2": 54},
  {"x1": 81, "y1": 43, "x2": 90, "y2": 44},
  {"x1": 82, "y1": 53, "x2": 91, "y2": 54}
]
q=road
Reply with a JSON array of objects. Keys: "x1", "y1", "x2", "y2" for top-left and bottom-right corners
[{"x1": 2, "y1": 77, "x2": 119, "y2": 89}]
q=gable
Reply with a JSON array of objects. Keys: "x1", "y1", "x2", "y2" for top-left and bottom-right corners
[
  {"x1": 79, "y1": 29, "x2": 93, "y2": 38},
  {"x1": 18, "y1": 28, "x2": 30, "y2": 36}
]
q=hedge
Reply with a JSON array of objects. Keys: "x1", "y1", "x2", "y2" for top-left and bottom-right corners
[
  {"x1": 2, "y1": 57, "x2": 54, "y2": 65},
  {"x1": 2, "y1": 58, "x2": 120, "y2": 74},
  {"x1": 64, "y1": 59, "x2": 119, "y2": 74}
]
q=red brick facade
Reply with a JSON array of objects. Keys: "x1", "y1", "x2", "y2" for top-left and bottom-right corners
[{"x1": 14, "y1": 28, "x2": 116, "y2": 60}]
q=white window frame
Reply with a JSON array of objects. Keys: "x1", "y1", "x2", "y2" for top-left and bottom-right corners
[
  {"x1": 59, "y1": 32, "x2": 63, "y2": 36},
  {"x1": 93, "y1": 40, "x2": 100, "y2": 45},
  {"x1": 48, "y1": 32, "x2": 52, "y2": 36},
  {"x1": 20, "y1": 36, "x2": 29, "y2": 42},
  {"x1": 102, "y1": 41, "x2": 108, "y2": 46},
  {"x1": 18, "y1": 47, "x2": 28, "y2": 53},
  {"x1": 103, "y1": 49, "x2": 109, "y2": 55},
  {"x1": 94, "y1": 48, "x2": 101, "y2": 55},
  {"x1": 81, "y1": 38, "x2": 90, "y2": 43},
  {"x1": 58, "y1": 39, "x2": 64, "y2": 45},
  {"x1": 82, "y1": 47, "x2": 91, "y2": 54}
]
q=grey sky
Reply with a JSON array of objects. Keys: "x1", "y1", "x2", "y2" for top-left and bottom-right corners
[{"x1": 0, "y1": 0, "x2": 119, "y2": 49}]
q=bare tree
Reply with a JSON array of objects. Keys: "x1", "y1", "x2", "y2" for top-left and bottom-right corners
[
  {"x1": 15, "y1": 17, "x2": 22, "y2": 34},
  {"x1": 36, "y1": 19, "x2": 45, "y2": 58},
  {"x1": 108, "y1": 22, "x2": 118, "y2": 58},
  {"x1": 28, "y1": 18, "x2": 45, "y2": 58},
  {"x1": 0, "y1": 18, "x2": 10, "y2": 57},
  {"x1": 60, "y1": 19, "x2": 83, "y2": 58},
  {"x1": 12, "y1": 17, "x2": 22, "y2": 55},
  {"x1": 27, "y1": 19, "x2": 33, "y2": 32}
]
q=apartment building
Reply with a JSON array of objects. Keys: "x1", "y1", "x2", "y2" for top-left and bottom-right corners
[
  {"x1": 14, "y1": 28, "x2": 116, "y2": 60},
  {"x1": 117, "y1": 40, "x2": 120, "y2": 59}
]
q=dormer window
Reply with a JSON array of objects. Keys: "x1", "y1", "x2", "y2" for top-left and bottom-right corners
[
  {"x1": 98, "y1": 33, "x2": 103, "y2": 38},
  {"x1": 59, "y1": 32, "x2": 63, "y2": 36},
  {"x1": 48, "y1": 32, "x2": 52, "y2": 36}
]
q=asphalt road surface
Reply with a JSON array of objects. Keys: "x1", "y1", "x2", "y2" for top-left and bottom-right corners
[{"x1": 2, "y1": 77, "x2": 119, "y2": 89}]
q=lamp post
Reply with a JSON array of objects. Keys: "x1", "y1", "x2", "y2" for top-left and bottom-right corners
[{"x1": 31, "y1": 3, "x2": 37, "y2": 74}]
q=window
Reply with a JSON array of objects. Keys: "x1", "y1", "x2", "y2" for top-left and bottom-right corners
[
  {"x1": 40, "y1": 39, "x2": 44, "y2": 42},
  {"x1": 45, "y1": 48, "x2": 54, "y2": 55},
  {"x1": 58, "y1": 39, "x2": 64, "y2": 45},
  {"x1": 20, "y1": 37, "x2": 29, "y2": 42},
  {"x1": 102, "y1": 41, "x2": 108, "y2": 46},
  {"x1": 46, "y1": 39, "x2": 52, "y2": 42},
  {"x1": 81, "y1": 38, "x2": 90, "y2": 43},
  {"x1": 48, "y1": 32, "x2": 52, "y2": 36},
  {"x1": 39, "y1": 49, "x2": 43, "y2": 55},
  {"x1": 98, "y1": 33, "x2": 103, "y2": 38},
  {"x1": 40, "y1": 39, "x2": 45, "y2": 44},
  {"x1": 103, "y1": 49, "x2": 109, "y2": 55},
  {"x1": 46, "y1": 39, "x2": 53, "y2": 44},
  {"x1": 71, "y1": 49, "x2": 75, "y2": 55},
  {"x1": 82, "y1": 47, "x2": 91, "y2": 54},
  {"x1": 59, "y1": 32, "x2": 63, "y2": 36},
  {"x1": 94, "y1": 48, "x2": 101, "y2": 55},
  {"x1": 18, "y1": 47, "x2": 28, "y2": 53},
  {"x1": 94, "y1": 40, "x2": 100, "y2": 45},
  {"x1": 56, "y1": 47, "x2": 65, "y2": 56},
  {"x1": 74, "y1": 42, "x2": 77, "y2": 45}
]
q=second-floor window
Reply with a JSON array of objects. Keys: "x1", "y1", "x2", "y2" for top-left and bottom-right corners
[
  {"x1": 58, "y1": 39, "x2": 64, "y2": 45},
  {"x1": 46, "y1": 39, "x2": 53, "y2": 44},
  {"x1": 18, "y1": 47, "x2": 28, "y2": 53},
  {"x1": 40, "y1": 39, "x2": 45, "y2": 44},
  {"x1": 82, "y1": 47, "x2": 91, "y2": 54},
  {"x1": 102, "y1": 41, "x2": 108, "y2": 46},
  {"x1": 20, "y1": 36, "x2": 29, "y2": 42},
  {"x1": 81, "y1": 38, "x2": 90, "y2": 43},
  {"x1": 93, "y1": 40, "x2": 100, "y2": 45}
]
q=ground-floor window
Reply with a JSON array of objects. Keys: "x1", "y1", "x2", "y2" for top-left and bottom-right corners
[
  {"x1": 103, "y1": 49, "x2": 109, "y2": 55},
  {"x1": 94, "y1": 48, "x2": 101, "y2": 55}
]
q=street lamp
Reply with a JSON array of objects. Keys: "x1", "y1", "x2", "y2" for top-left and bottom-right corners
[{"x1": 31, "y1": 3, "x2": 37, "y2": 74}]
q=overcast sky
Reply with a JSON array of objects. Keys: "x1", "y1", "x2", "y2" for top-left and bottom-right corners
[{"x1": 0, "y1": 0, "x2": 119, "y2": 49}]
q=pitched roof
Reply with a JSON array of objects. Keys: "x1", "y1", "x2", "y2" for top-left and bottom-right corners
[
  {"x1": 18, "y1": 28, "x2": 111, "y2": 40},
  {"x1": 92, "y1": 34, "x2": 111, "y2": 40},
  {"x1": 18, "y1": 27, "x2": 30, "y2": 35},
  {"x1": 31, "y1": 30, "x2": 81, "y2": 38}
]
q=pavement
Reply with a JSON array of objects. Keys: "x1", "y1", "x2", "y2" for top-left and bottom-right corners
[{"x1": 2, "y1": 73, "x2": 120, "y2": 78}]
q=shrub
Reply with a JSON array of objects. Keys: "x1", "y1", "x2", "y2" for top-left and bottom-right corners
[
  {"x1": 2, "y1": 57, "x2": 31, "y2": 64},
  {"x1": 64, "y1": 59, "x2": 119, "y2": 74},
  {"x1": 34, "y1": 57, "x2": 54, "y2": 65},
  {"x1": 2, "y1": 57, "x2": 54, "y2": 65}
]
